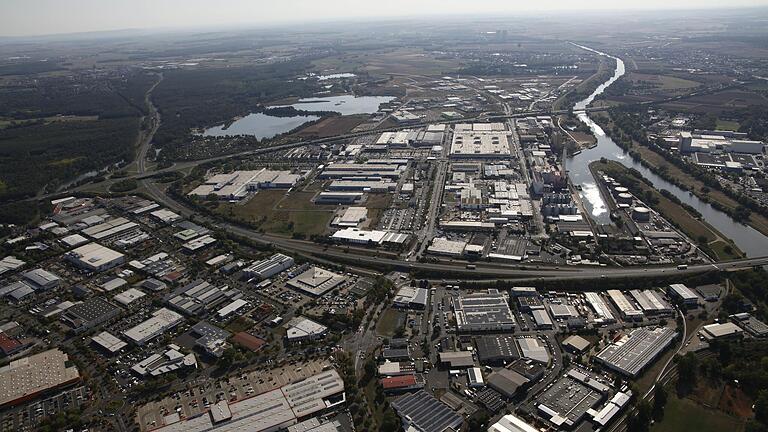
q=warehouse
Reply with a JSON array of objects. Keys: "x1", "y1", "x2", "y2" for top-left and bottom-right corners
[
  {"x1": 65, "y1": 243, "x2": 125, "y2": 272},
  {"x1": 242, "y1": 254, "x2": 295, "y2": 280},
  {"x1": 166, "y1": 280, "x2": 242, "y2": 316},
  {"x1": 700, "y1": 322, "x2": 743, "y2": 341},
  {"x1": 607, "y1": 290, "x2": 644, "y2": 321},
  {"x1": 22, "y1": 268, "x2": 61, "y2": 290},
  {"x1": 532, "y1": 309, "x2": 554, "y2": 330},
  {"x1": 585, "y1": 292, "x2": 616, "y2": 323},
  {"x1": 454, "y1": 289, "x2": 515, "y2": 332},
  {"x1": 536, "y1": 368, "x2": 609, "y2": 429},
  {"x1": 0, "y1": 349, "x2": 81, "y2": 407},
  {"x1": 548, "y1": 304, "x2": 579, "y2": 319},
  {"x1": 468, "y1": 367, "x2": 485, "y2": 388},
  {"x1": 331, "y1": 207, "x2": 368, "y2": 227},
  {"x1": 81, "y1": 217, "x2": 139, "y2": 241},
  {"x1": 426, "y1": 237, "x2": 467, "y2": 256},
  {"x1": 91, "y1": 331, "x2": 128, "y2": 354},
  {"x1": 391, "y1": 390, "x2": 463, "y2": 432},
  {"x1": 380, "y1": 374, "x2": 425, "y2": 394},
  {"x1": 188, "y1": 169, "x2": 301, "y2": 200},
  {"x1": 314, "y1": 192, "x2": 363, "y2": 204},
  {"x1": 438, "y1": 350, "x2": 475, "y2": 368},
  {"x1": 475, "y1": 335, "x2": 520, "y2": 365},
  {"x1": 629, "y1": 290, "x2": 673, "y2": 315},
  {"x1": 61, "y1": 297, "x2": 121, "y2": 333},
  {"x1": 114, "y1": 288, "x2": 146, "y2": 306},
  {"x1": 123, "y1": 308, "x2": 184, "y2": 345},
  {"x1": 286, "y1": 267, "x2": 346, "y2": 297},
  {"x1": 488, "y1": 414, "x2": 539, "y2": 432},
  {"x1": 487, "y1": 368, "x2": 529, "y2": 398},
  {"x1": 517, "y1": 337, "x2": 550, "y2": 364},
  {"x1": 595, "y1": 327, "x2": 677, "y2": 377},
  {"x1": 285, "y1": 317, "x2": 328, "y2": 343},
  {"x1": 327, "y1": 180, "x2": 395, "y2": 192},
  {"x1": 393, "y1": 286, "x2": 429, "y2": 310},
  {"x1": 562, "y1": 335, "x2": 590, "y2": 354},
  {"x1": 667, "y1": 283, "x2": 699, "y2": 307},
  {"x1": 730, "y1": 313, "x2": 768, "y2": 337}
]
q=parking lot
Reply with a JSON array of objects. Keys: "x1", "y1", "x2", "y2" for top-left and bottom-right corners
[{"x1": 0, "y1": 386, "x2": 89, "y2": 432}]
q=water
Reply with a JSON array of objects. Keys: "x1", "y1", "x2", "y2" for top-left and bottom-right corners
[
  {"x1": 203, "y1": 112, "x2": 319, "y2": 138},
  {"x1": 283, "y1": 95, "x2": 395, "y2": 116},
  {"x1": 567, "y1": 45, "x2": 768, "y2": 257}
]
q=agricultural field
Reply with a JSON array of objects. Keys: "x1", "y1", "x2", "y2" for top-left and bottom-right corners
[{"x1": 652, "y1": 394, "x2": 746, "y2": 432}]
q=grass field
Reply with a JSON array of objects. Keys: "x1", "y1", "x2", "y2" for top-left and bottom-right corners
[
  {"x1": 293, "y1": 115, "x2": 367, "y2": 138},
  {"x1": 224, "y1": 189, "x2": 334, "y2": 237},
  {"x1": 716, "y1": 119, "x2": 741, "y2": 131},
  {"x1": 652, "y1": 395, "x2": 745, "y2": 432},
  {"x1": 630, "y1": 73, "x2": 701, "y2": 91}
]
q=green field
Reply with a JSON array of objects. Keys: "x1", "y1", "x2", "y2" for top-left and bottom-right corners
[
  {"x1": 223, "y1": 189, "x2": 333, "y2": 237},
  {"x1": 716, "y1": 119, "x2": 741, "y2": 131},
  {"x1": 376, "y1": 308, "x2": 405, "y2": 337},
  {"x1": 652, "y1": 395, "x2": 745, "y2": 432}
]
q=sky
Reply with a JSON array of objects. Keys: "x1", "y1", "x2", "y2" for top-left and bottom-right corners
[{"x1": 3, "y1": 0, "x2": 768, "y2": 37}]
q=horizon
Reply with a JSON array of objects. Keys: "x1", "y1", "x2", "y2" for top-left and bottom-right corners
[{"x1": 3, "y1": 0, "x2": 768, "y2": 38}]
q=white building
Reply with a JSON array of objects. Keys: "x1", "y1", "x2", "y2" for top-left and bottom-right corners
[
  {"x1": 123, "y1": 308, "x2": 184, "y2": 345},
  {"x1": 65, "y1": 243, "x2": 125, "y2": 272}
]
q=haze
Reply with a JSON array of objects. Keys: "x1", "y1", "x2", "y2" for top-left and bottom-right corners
[{"x1": 3, "y1": 0, "x2": 768, "y2": 37}]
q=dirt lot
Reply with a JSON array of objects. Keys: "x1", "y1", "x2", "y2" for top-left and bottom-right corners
[{"x1": 293, "y1": 115, "x2": 368, "y2": 138}]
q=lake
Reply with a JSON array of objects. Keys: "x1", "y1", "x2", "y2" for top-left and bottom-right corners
[
  {"x1": 203, "y1": 112, "x2": 319, "y2": 138},
  {"x1": 283, "y1": 95, "x2": 395, "y2": 116}
]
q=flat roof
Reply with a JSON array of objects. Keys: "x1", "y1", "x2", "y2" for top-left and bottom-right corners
[
  {"x1": 0, "y1": 349, "x2": 80, "y2": 407},
  {"x1": 596, "y1": 327, "x2": 677, "y2": 377},
  {"x1": 287, "y1": 267, "x2": 346, "y2": 297},
  {"x1": 286, "y1": 317, "x2": 328, "y2": 341},
  {"x1": 391, "y1": 390, "x2": 463, "y2": 432},
  {"x1": 455, "y1": 290, "x2": 516, "y2": 332},
  {"x1": 91, "y1": 331, "x2": 128, "y2": 353}
]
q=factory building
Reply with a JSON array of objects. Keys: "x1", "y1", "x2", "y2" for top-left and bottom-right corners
[
  {"x1": 123, "y1": 308, "x2": 184, "y2": 345},
  {"x1": 606, "y1": 290, "x2": 644, "y2": 321},
  {"x1": 189, "y1": 169, "x2": 302, "y2": 200},
  {"x1": 595, "y1": 327, "x2": 677, "y2": 377},
  {"x1": 65, "y1": 243, "x2": 125, "y2": 272},
  {"x1": 667, "y1": 283, "x2": 699, "y2": 307},
  {"x1": 393, "y1": 286, "x2": 429, "y2": 310},
  {"x1": 61, "y1": 298, "x2": 121, "y2": 334},
  {"x1": 242, "y1": 254, "x2": 295, "y2": 280},
  {"x1": 454, "y1": 289, "x2": 515, "y2": 332}
]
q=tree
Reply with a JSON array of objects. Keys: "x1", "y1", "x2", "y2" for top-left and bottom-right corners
[
  {"x1": 755, "y1": 390, "x2": 768, "y2": 425},
  {"x1": 676, "y1": 352, "x2": 698, "y2": 395}
]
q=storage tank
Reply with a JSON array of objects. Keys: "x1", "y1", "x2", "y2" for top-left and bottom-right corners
[
  {"x1": 617, "y1": 193, "x2": 633, "y2": 204},
  {"x1": 632, "y1": 206, "x2": 651, "y2": 222},
  {"x1": 613, "y1": 186, "x2": 629, "y2": 196}
]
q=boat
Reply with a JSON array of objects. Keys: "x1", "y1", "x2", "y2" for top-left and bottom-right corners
[
  {"x1": 588, "y1": 143, "x2": 598, "y2": 149},
  {"x1": 572, "y1": 150, "x2": 582, "y2": 156}
]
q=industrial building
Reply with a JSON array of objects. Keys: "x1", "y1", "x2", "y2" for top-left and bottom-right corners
[
  {"x1": 156, "y1": 370, "x2": 345, "y2": 432},
  {"x1": 123, "y1": 308, "x2": 184, "y2": 345},
  {"x1": 450, "y1": 124, "x2": 511, "y2": 159},
  {"x1": 132, "y1": 344, "x2": 197, "y2": 377},
  {"x1": 314, "y1": 192, "x2": 363, "y2": 204},
  {"x1": 380, "y1": 374, "x2": 425, "y2": 394},
  {"x1": 438, "y1": 351, "x2": 475, "y2": 368},
  {"x1": 536, "y1": 368, "x2": 610, "y2": 429},
  {"x1": 630, "y1": 290, "x2": 674, "y2": 315},
  {"x1": 65, "y1": 243, "x2": 125, "y2": 272},
  {"x1": 22, "y1": 268, "x2": 61, "y2": 290},
  {"x1": 189, "y1": 169, "x2": 302, "y2": 200},
  {"x1": 0, "y1": 256, "x2": 24, "y2": 276},
  {"x1": 595, "y1": 327, "x2": 677, "y2": 377},
  {"x1": 331, "y1": 207, "x2": 368, "y2": 227},
  {"x1": 516, "y1": 337, "x2": 550, "y2": 364},
  {"x1": 585, "y1": 292, "x2": 616, "y2": 324},
  {"x1": 606, "y1": 290, "x2": 644, "y2": 321},
  {"x1": 0, "y1": 349, "x2": 80, "y2": 407},
  {"x1": 562, "y1": 335, "x2": 591, "y2": 354},
  {"x1": 426, "y1": 237, "x2": 467, "y2": 256},
  {"x1": 285, "y1": 317, "x2": 328, "y2": 343},
  {"x1": 667, "y1": 283, "x2": 699, "y2": 307},
  {"x1": 393, "y1": 286, "x2": 429, "y2": 309},
  {"x1": 91, "y1": 331, "x2": 128, "y2": 354},
  {"x1": 700, "y1": 322, "x2": 744, "y2": 341},
  {"x1": 488, "y1": 414, "x2": 539, "y2": 432},
  {"x1": 60, "y1": 297, "x2": 121, "y2": 333},
  {"x1": 730, "y1": 313, "x2": 768, "y2": 337},
  {"x1": 475, "y1": 335, "x2": 520, "y2": 365},
  {"x1": 330, "y1": 228, "x2": 409, "y2": 246},
  {"x1": 487, "y1": 368, "x2": 529, "y2": 398},
  {"x1": 242, "y1": 253, "x2": 295, "y2": 280},
  {"x1": 454, "y1": 289, "x2": 515, "y2": 332},
  {"x1": 286, "y1": 267, "x2": 346, "y2": 297},
  {"x1": 391, "y1": 390, "x2": 463, "y2": 432},
  {"x1": 166, "y1": 280, "x2": 242, "y2": 316}
]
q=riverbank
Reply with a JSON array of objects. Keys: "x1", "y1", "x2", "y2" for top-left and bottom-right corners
[
  {"x1": 589, "y1": 159, "x2": 743, "y2": 261},
  {"x1": 594, "y1": 111, "x2": 768, "y2": 238}
]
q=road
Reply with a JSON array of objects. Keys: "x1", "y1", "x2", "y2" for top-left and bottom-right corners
[{"x1": 136, "y1": 73, "x2": 163, "y2": 175}]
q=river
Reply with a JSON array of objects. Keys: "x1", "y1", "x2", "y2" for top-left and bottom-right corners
[{"x1": 566, "y1": 45, "x2": 768, "y2": 257}]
